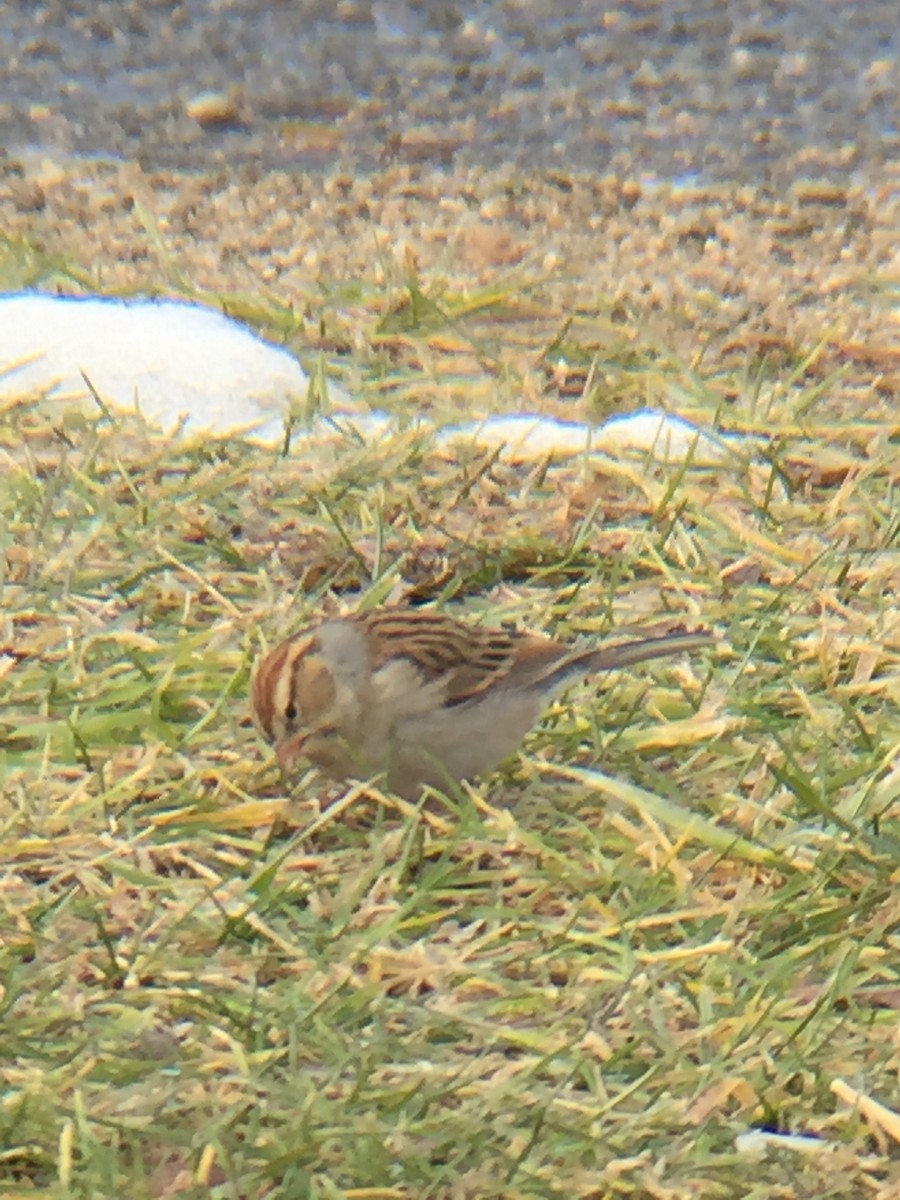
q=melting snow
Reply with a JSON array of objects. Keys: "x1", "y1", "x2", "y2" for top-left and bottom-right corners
[{"x1": 1, "y1": 292, "x2": 749, "y2": 464}]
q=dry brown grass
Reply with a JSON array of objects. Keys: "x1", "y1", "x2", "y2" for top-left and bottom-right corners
[{"x1": 1, "y1": 192, "x2": 898, "y2": 1197}]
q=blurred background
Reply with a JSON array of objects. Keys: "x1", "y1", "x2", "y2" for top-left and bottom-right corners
[{"x1": 2, "y1": 0, "x2": 898, "y2": 182}]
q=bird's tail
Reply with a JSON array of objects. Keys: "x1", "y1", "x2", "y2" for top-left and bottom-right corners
[
  {"x1": 539, "y1": 627, "x2": 714, "y2": 694},
  {"x1": 578, "y1": 628, "x2": 714, "y2": 672}
]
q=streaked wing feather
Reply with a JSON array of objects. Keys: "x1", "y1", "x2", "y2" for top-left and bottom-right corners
[{"x1": 355, "y1": 609, "x2": 532, "y2": 704}]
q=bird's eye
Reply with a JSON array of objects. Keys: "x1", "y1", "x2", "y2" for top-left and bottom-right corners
[{"x1": 284, "y1": 701, "x2": 298, "y2": 722}]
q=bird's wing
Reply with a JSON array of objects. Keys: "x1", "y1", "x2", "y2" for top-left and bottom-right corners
[{"x1": 356, "y1": 608, "x2": 560, "y2": 706}]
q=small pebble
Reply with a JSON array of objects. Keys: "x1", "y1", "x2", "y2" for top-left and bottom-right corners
[{"x1": 186, "y1": 90, "x2": 242, "y2": 128}]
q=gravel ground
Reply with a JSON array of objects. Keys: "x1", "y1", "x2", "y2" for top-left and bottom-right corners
[
  {"x1": 3, "y1": 159, "x2": 897, "y2": 400},
  {"x1": 1, "y1": 0, "x2": 898, "y2": 182}
]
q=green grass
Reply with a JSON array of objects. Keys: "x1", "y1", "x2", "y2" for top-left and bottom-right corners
[{"x1": 1, "y1": 279, "x2": 899, "y2": 1200}]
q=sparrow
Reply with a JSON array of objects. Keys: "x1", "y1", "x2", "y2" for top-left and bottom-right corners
[{"x1": 251, "y1": 607, "x2": 713, "y2": 798}]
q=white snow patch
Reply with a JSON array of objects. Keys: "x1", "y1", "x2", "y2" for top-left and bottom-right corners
[
  {"x1": 1, "y1": 292, "x2": 752, "y2": 464},
  {"x1": 440, "y1": 409, "x2": 741, "y2": 464},
  {"x1": 0, "y1": 292, "x2": 340, "y2": 436}
]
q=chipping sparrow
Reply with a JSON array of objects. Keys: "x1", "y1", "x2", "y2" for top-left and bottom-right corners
[{"x1": 251, "y1": 607, "x2": 712, "y2": 797}]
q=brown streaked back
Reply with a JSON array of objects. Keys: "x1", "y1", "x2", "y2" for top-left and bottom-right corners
[{"x1": 351, "y1": 608, "x2": 527, "y2": 705}]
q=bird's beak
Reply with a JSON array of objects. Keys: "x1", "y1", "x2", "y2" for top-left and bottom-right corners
[{"x1": 276, "y1": 733, "x2": 307, "y2": 772}]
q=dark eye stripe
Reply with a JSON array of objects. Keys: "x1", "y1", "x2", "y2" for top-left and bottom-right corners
[{"x1": 286, "y1": 645, "x2": 306, "y2": 726}]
